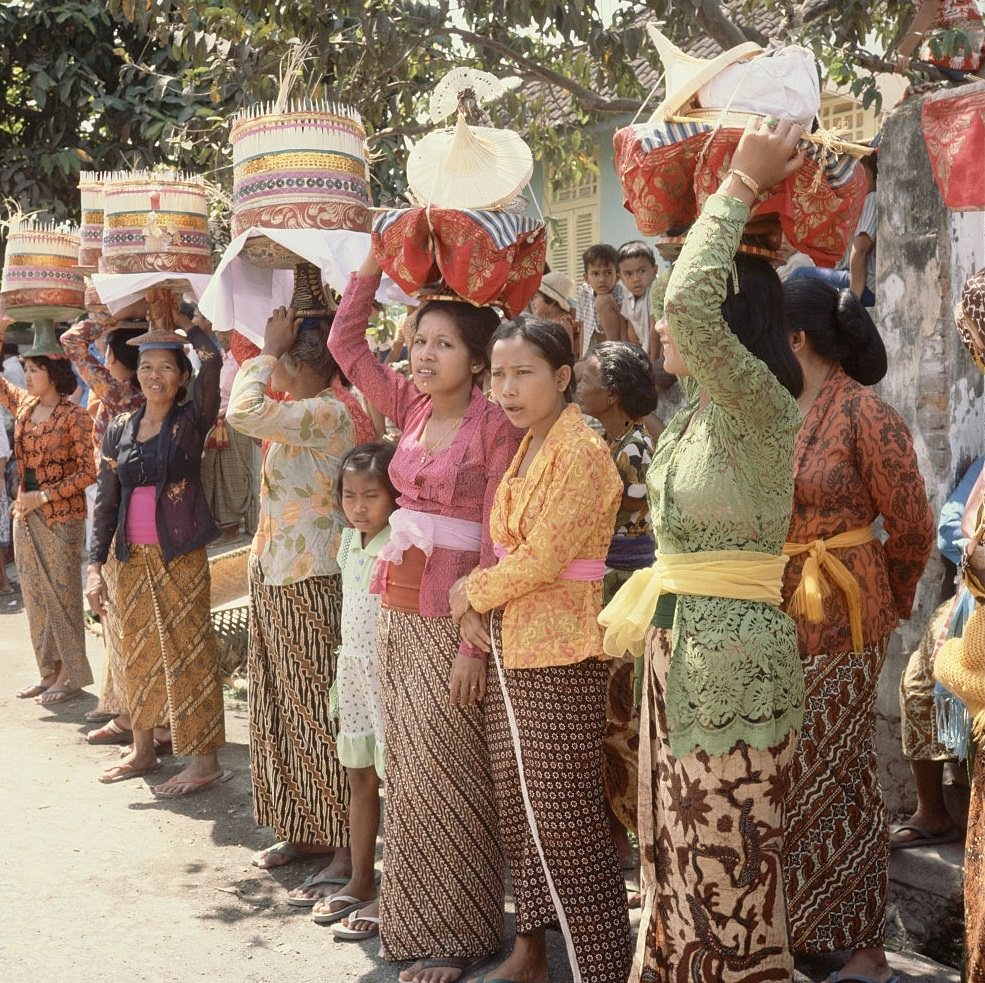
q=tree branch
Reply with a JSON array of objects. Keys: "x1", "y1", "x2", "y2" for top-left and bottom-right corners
[
  {"x1": 690, "y1": 0, "x2": 749, "y2": 48},
  {"x1": 436, "y1": 24, "x2": 642, "y2": 115}
]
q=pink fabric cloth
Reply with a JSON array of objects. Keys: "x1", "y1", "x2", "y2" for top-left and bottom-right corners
[
  {"x1": 125, "y1": 485, "x2": 159, "y2": 545},
  {"x1": 329, "y1": 271, "x2": 522, "y2": 619},
  {"x1": 493, "y1": 543, "x2": 605, "y2": 582},
  {"x1": 218, "y1": 349, "x2": 238, "y2": 415}
]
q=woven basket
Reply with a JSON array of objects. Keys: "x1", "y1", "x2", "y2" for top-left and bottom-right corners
[{"x1": 213, "y1": 603, "x2": 250, "y2": 677}]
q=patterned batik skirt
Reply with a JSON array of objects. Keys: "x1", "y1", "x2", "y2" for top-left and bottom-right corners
[
  {"x1": 965, "y1": 749, "x2": 985, "y2": 981},
  {"x1": 94, "y1": 551, "x2": 130, "y2": 716},
  {"x1": 633, "y1": 627, "x2": 795, "y2": 983},
  {"x1": 486, "y1": 613, "x2": 633, "y2": 983},
  {"x1": 248, "y1": 555, "x2": 349, "y2": 847},
  {"x1": 783, "y1": 638, "x2": 890, "y2": 953},
  {"x1": 13, "y1": 512, "x2": 92, "y2": 688},
  {"x1": 116, "y1": 545, "x2": 224, "y2": 756},
  {"x1": 377, "y1": 608, "x2": 504, "y2": 963},
  {"x1": 603, "y1": 568, "x2": 640, "y2": 833}
]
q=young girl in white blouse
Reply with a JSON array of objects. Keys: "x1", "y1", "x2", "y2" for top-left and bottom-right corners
[{"x1": 313, "y1": 441, "x2": 397, "y2": 938}]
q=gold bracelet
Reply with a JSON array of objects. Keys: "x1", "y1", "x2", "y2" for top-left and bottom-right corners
[
  {"x1": 40, "y1": 489, "x2": 49, "y2": 504},
  {"x1": 727, "y1": 168, "x2": 761, "y2": 198}
]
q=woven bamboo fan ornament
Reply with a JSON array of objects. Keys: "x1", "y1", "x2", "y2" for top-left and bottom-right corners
[{"x1": 407, "y1": 68, "x2": 533, "y2": 210}]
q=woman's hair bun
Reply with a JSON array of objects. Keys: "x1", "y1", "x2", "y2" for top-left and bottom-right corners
[{"x1": 835, "y1": 288, "x2": 887, "y2": 385}]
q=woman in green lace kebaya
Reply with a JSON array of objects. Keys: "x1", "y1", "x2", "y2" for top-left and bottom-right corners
[{"x1": 599, "y1": 119, "x2": 808, "y2": 982}]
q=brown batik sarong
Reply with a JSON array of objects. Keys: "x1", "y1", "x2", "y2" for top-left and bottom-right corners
[
  {"x1": 13, "y1": 511, "x2": 92, "y2": 688},
  {"x1": 377, "y1": 608, "x2": 504, "y2": 963},
  {"x1": 633, "y1": 626, "x2": 795, "y2": 983},
  {"x1": 486, "y1": 615, "x2": 633, "y2": 983},
  {"x1": 965, "y1": 749, "x2": 985, "y2": 981},
  {"x1": 116, "y1": 545, "x2": 224, "y2": 756},
  {"x1": 248, "y1": 555, "x2": 349, "y2": 847},
  {"x1": 603, "y1": 568, "x2": 640, "y2": 833},
  {"x1": 783, "y1": 639, "x2": 890, "y2": 953}
]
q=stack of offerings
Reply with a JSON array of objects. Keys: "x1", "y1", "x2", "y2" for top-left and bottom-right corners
[
  {"x1": 613, "y1": 26, "x2": 872, "y2": 266},
  {"x1": 92, "y1": 170, "x2": 215, "y2": 343},
  {"x1": 372, "y1": 67, "x2": 547, "y2": 316},
  {"x1": 0, "y1": 219, "x2": 85, "y2": 356},
  {"x1": 228, "y1": 100, "x2": 373, "y2": 316},
  {"x1": 77, "y1": 171, "x2": 112, "y2": 270}
]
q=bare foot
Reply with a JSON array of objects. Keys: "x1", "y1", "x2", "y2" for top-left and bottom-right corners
[
  {"x1": 100, "y1": 747, "x2": 159, "y2": 784},
  {"x1": 398, "y1": 959, "x2": 481, "y2": 983},
  {"x1": 254, "y1": 841, "x2": 332, "y2": 870},
  {"x1": 151, "y1": 757, "x2": 229, "y2": 797},
  {"x1": 835, "y1": 948, "x2": 894, "y2": 983}
]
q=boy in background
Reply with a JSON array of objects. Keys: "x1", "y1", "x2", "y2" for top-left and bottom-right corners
[
  {"x1": 575, "y1": 243, "x2": 626, "y2": 359},
  {"x1": 617, "y1": 240, "x2": 658, "y2": 354}
]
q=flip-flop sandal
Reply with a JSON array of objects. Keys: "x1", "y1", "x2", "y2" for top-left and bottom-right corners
[
  {"x1": 152, "y1": 769, "x2": 235, "y2": 798},
  {"x1": 84, "y1": 710, "x2": 116, "y2": 723},
  {"x1": 890, "y1": 822, "x2": 962, "y2": 850},
  {"x1": 285, "y1": 871, "x2": 351, "y2": 907},
  {"x1": 331, "y1": 909, "x2": 380, "y2": 940},
  {"x1": 16, "y1": 682, "x2": 48, "y2": 699},
  {"x1": 99, "y1": 758, "x2": 161, "y2": 784},
  {"x1": 87, "y1": 718, "x2": 134, "y2": 745},
  {"x1": 311, "y1": 894, "x2": 370, "y2": 925},
  {"x1": 36, "y1": 688, "x2": 82, "y2": 706}
]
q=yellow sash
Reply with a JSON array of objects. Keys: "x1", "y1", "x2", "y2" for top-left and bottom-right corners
[
  {"x1": 783, "y1": 526, "x2": 876, "y2": 653},
  {"x1": 598, "y1": 549, "x2": 789, "y2": 659}
]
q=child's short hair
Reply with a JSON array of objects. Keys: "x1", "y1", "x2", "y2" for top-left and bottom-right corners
[
  {"x1": 336, "y1": 440, "x2": 399, "y2": 509},
  {"x1": 617, "y1": 240, "x2": 657, "y2": 267},
  {"x1": 582, "y1": 243, "x2": 619, "y2": 272}
]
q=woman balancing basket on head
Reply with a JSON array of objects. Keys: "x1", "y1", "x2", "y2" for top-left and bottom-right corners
[
  {"x1": 602, "y1": 29, "x2": 877, "y2": 982},
  {"x1": 0, "y1": 221, "x2": 96, "y2": 707}
]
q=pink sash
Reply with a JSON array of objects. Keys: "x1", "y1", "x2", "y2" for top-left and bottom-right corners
[{"x1": 493, "y1": 543, "x2": 605, "y2": 581}]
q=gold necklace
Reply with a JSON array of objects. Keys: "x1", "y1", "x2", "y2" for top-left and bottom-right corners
[{"x1": 420, "y1": 415, "x2": 463, "y2": 463}]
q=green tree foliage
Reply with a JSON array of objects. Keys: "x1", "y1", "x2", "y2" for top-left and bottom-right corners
[
  {"x1": 0, "y1": 0, "x2": 222, "y2": 220},
  {"x1": 2, "y1": 0, "x2": 963, "y2": 221}
]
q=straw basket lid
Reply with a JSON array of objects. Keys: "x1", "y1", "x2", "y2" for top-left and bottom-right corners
[
  {"x1": 646, "y1": 24, "x2": 763, "y2": 123},
  {"x1": 407, "y1": 115, "x2": 533, "y2": 210},
  {"x1": 407, "y1": 67, "x2": 533, "y2": 210}
]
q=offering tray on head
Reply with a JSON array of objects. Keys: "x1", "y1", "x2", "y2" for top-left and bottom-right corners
[{"x1": 1, "y1": 220, "x2": 86, "y2": 321}]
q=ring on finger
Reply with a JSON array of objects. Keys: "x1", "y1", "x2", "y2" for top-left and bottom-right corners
[{"x1": 764, "y1": 115, "x2": 779, "y2": 131}]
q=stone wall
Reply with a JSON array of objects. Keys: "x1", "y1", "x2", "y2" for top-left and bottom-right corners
[{"x1": 873, "y1": 81, "x2": 985, "y2": 813}]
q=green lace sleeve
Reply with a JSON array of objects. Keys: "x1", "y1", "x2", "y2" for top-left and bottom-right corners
[{"x1": 663, "y1": 189, "x2": 794, "y2": 432}]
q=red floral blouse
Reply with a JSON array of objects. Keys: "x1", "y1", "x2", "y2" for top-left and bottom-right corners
[{"x1": 0, "y1": 377, "x2": 96, "y2": 525}]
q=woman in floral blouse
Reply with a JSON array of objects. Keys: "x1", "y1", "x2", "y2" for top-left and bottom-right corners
[
  {"x1": 600, "y1": 120, "x2": 808, "y2": 981},
  {"x1": 227, "y1": 307, "x2": 372, "y2": 903},
  {"x1": 0, "y1": 332, "x2": 96, "y2": 705}
]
